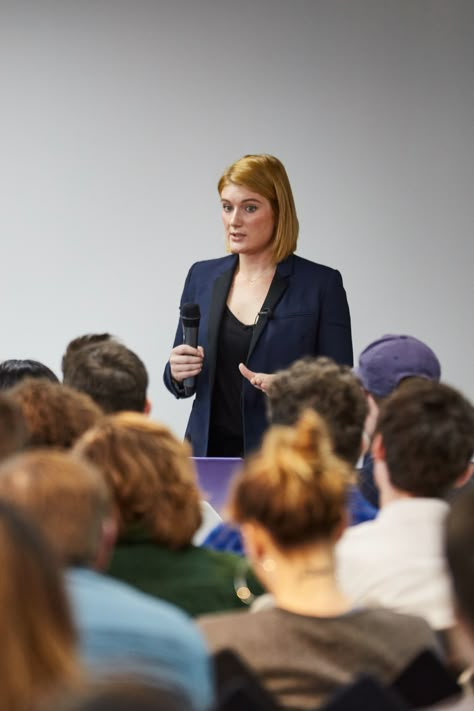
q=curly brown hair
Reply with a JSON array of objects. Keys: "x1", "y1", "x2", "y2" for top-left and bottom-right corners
[
  {"x1": 8, "y1": 379, "x2": 103, "y2": 449},
  {"x1": 267, "y1": 357, "x2": 368, "y2": 466},
  {"x1": 231, "y1": 409, "x2": 351, "y2": 548},
  {"x1": 0, "y1": 394, "x2": 28, "y2": 462},
  {"x1": 74, "y1": 413, "x2": 202, "y2": 549}
]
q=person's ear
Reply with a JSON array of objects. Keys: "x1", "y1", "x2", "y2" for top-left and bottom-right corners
[
  {"x1": 92, "y1": 516, "x2": 118, "y2": 572},
  {"x1": 143, "y1": 398, "x2": 152, "y2": 415},
  {"x1": 241, "y1": 521, "x2": 268, "y2": 562},
  {"x1": 371, "y1": 433, "x2": 386, "y2": 462},
  {"x1": 454, "y1": 461, "x2": 474, "y2": 489}
]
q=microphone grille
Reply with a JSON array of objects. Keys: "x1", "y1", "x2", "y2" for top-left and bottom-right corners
[{"x1": 180, "y1": 302, "x2": 201, "y2": 322}]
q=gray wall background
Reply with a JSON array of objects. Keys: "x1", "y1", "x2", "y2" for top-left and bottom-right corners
[{"x1": 1, "y1": 0, "x2": 473, "y2": 438}]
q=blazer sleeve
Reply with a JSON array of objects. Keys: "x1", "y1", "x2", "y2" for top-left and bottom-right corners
[
  {"x1": 317, "y1": 269, "x2": 353, "y2": 366},
  {"x1": 163, "y1": 263, "x2": 197, "y2": 399}
]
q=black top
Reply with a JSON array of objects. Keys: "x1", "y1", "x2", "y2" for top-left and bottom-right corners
[{"x1": 207, "y1": 306, "x2": 253, "y2": 457}]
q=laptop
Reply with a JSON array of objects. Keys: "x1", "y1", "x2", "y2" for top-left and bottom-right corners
[{"x1": 192, "y1": 457, "x2": 242, "y2": 513}]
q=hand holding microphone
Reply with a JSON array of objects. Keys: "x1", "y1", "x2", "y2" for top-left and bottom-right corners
[{"x1": 169, "y1": 303, "x2": 203, "y2": 396}]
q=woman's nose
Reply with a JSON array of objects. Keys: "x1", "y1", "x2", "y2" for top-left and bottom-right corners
[{"x1": 230, "y1": 208, "x2": 242, "y2": 226}]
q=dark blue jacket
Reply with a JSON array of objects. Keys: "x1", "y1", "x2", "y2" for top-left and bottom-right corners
[{"x1": 164, "y1": 253, "x2": 353, "y2": 455}]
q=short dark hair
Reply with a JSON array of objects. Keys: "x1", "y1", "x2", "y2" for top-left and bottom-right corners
[
  {"x1": 445, "y1": 486, "x2": 474, "y2": 634},
  {"x1": 267, "y1": 357, "x2": 368, "y2": 466},
  {"x1": 0, "y1": 394, "x2": 28, "y2": 462},
  {"x1": 377, "y1": 380, "x2": 474, "y2": 498},
  {"x1": 0, "y1": 359, "x2": 59, "y2": 390},
  {"x1": 62, "y1": 334, "x2": 148, "y2": 414}
]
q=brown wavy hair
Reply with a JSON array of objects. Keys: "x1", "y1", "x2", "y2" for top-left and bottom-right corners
[
  {"x1": 0, "y1": 501, "x2": 81, "y2": 711},
  {"x1": 230, "y1": 409, "x2": 351, "y2": 548},
  {"x1": 74, "y1": 413, "x2": 202, "y2": 549},
  {"x1": 9, "y1": 378, "x2": 102, "y2": 449}
]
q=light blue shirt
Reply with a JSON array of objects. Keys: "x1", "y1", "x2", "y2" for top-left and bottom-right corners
[{"x1": 65, "y1": 567, "x2": 213, "y2": 710}]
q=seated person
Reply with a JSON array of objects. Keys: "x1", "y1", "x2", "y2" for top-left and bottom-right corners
[
  {"x1": 355, "y1": 334, "x2": 442, "y2": 507},
  {"x1": 9, "y1": 378, "x2": 102, "y2": 449},
  {"x1": 0, "y1": 500, "x2": 80, "y2": 711},
  {"x1": 203, "y1": 356, "x2": 377, "y2": 556},
  {"x1": 199, "y1": 410, "x2": 439, "y2": 711},
  {"x1": 0, "y1": 358, "x2": 59, "y2": 389},
  {"x1": 74, "y1": 412, "x2": 262, "y2": 617},
  {"x1": 336, "y1": 380, "x2": 474, "y2": 631},
  {"x1": 0, "y1": 449, "x2": 213, "y2": 711},
  {"x1": 62, "y1": 333, "x2": 150, "y2": 414},
  {"x1": 427, "y1": 487, "x2": 474, "y2": 709}
]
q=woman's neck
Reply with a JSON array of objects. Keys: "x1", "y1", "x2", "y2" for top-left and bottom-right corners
[
  {"x1": 237, "y1": 253, "x2": 275, "y2": 282},
  {"x1": 266, "y1": 546, "x2": 353, "y2": 617}
]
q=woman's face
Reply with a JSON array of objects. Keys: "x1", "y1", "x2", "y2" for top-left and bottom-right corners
[{"x1": 220, "y1": 183, "x2": 275, "y2": 258}]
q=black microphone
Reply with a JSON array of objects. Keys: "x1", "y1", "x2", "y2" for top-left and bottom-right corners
[{"x1": 180, "y1": 302, "x2": 201, "y2": 396}]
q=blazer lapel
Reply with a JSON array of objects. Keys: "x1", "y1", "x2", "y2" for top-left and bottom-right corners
[
  {"x1": 247, "y1": 257, "x2": 292, "y2": 360},
  {"x1": 207, "y1": 257, "x2": 238, "y2": 391}
]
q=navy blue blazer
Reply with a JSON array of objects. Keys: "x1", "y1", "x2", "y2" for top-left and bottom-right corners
[{"x1": 164, "y1": 253, "x2": 353, "y2": 456}]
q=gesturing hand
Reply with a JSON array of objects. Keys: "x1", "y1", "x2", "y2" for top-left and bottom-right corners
[{"x1": 239, "y1": 363, "x2": 275, "y2": 393}]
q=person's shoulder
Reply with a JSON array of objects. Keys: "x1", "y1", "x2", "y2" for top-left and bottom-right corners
[
  {"x1": 283, "y1": 254, "x2": 343, "y2": 280},
  {"x1": 187, "y1": 254, "x2": 236, "y2": 276},
  {"x1": 66, "y1": 567, "x2": 197, "y2": 632},
  {"x1": 355, "y1": 606, "x2": 437, "y2": 644}
]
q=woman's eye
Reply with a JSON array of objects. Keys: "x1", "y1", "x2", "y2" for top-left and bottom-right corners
[
  {"x1": 222, "y1": 204, "x2": 232, "y2": 213},
  {"x1": 245, "y1": 205, "x2": 257, "y2": 213}
]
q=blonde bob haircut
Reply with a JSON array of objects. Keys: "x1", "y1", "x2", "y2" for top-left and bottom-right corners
[
  {"x1": 218, "y1": 154, "x2": 299, "y2": 263},
  {"x1": 230, "y1": 409, "x2": 351, "y2": 549},
  {"x1": 74, "y1": 413, "x2": 202, "y2": 550}
]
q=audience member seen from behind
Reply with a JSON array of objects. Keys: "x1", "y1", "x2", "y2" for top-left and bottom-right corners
[
  {"x1": 0, "y1": 449, "x2": 213, "y2": 711},
  {"x1": 8, "y1": 378, "x2": 102, "y2": 449},
  {"x1": 434, "y1": 487, "x2": 474, "y2": 710},
  {"x1": 355, "y1": 334, "x2": 441, "y2": 507},
  {"x1": 337, "y1": 380, "x2": 474, "y2": 632},
  {"x1": 62, "y1": 333, "x2": 150, "y2": 414},
  {"x1": 0, "y1": 393, "x2": 28, "y2": 462},
  {"x1": 74, "y1": 412, "x2": 262, "y2": 617},
  {"x1": 42, "y1": 680, "x2": 193, "y2": 711},
  {"x1": 0, "y1": 358, "x2": 59, "y2": 390},
  {"x1": 199, "y1": 410, "x2": 438, "y2": 711},
  {"x1": 0, "y1": 500, "x2": 80, "y2": 711},
  {"x1": 203, "y1": 356, "x2": 376, "y2": 557}
]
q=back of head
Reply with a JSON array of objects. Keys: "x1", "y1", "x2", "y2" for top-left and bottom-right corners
[
  {"x1": 445, "y1": 486, "x2": 474, "y2": 637},
  {"x1": 0, "y1": 500, "x2": 79, "y2": 711},
  {"x1": 0, "y1": 393, "x2": 28, "y2": 462},
  {"x1": 377, "y1": 380, "x2": 474, "y2": 498},
  {"x1": 0, "y1": 359, "x2": 59, "y2": 391},
  {"x1": 357, "y1": 334, "x2": 441, "y2": 399},
  {"x1": 62, "y1": 334, "x2": 149, "y2": 414},
  {"x1": 74, "y1": 412, "x2": 201, "y2": 549},
  {"x1": 0, "y1": 449, "x2": 110, "y2": 566},
  {"x1": 231, "y1": 409, "x2": 351, "y2": 548},
  {"x1": 218, "y1": 154, "x2": 299, "y2": 262},
  {"x1": 267, "y1": 356, "x2": 368, "y2": 466},
  {"x1": 9, "y1": 378, "x2": 102, "y2": 449}
]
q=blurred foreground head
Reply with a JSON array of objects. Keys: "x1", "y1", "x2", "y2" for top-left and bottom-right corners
[
  {"x1": 0, "y1": 449, "x2": 111, "y2": 567},
  {"x1": 0, "y1": 500, "x2": 80, "y2": 711},
  {"x1": 74, "y1": 412, "x2": 201, "y2": 548},
  {"x1": 231, "y1": 409, "x2": 351, "y2": 549},
  {"x1": 9, "y1": 379, "x2": 102, "y2": 449}
]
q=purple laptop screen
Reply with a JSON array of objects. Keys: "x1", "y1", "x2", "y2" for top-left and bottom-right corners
[{"x1": 192, "y1": 457, "x2": 242, "y2": 513}]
